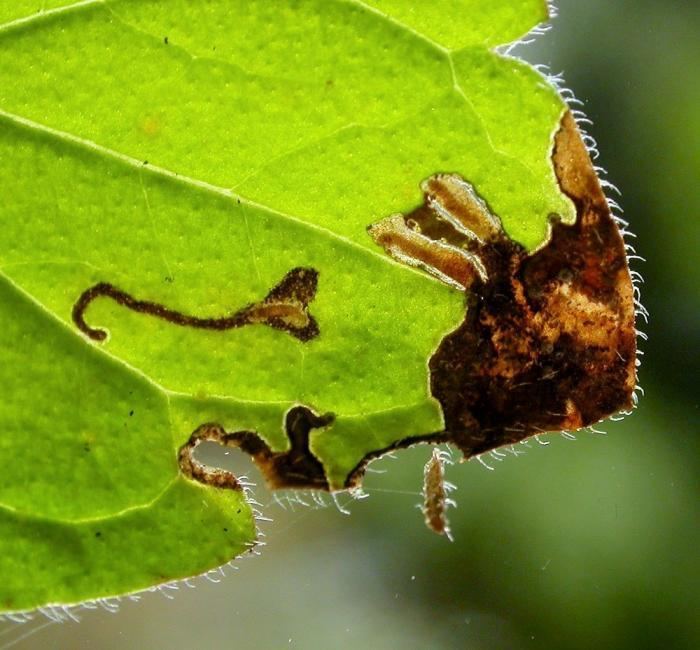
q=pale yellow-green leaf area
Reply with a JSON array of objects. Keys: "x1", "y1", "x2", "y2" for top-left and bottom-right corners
[
  {"x1": 0, "y1": 0, "x2": 79, "y2": 26},
  {"x1": 0, "y1": 0, "x2": 571, "y2": 611}
]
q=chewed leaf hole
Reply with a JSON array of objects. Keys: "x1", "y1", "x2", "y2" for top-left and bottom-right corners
[
  {"x1": 179, "y1": 430, "x2": 262, "y2": 492},
  {"x1": 191, "y1": 440, "x2": 266, "y2": 490},
  {"x1": 180, "y1": 408, "x2": 334, "y2": 493}
]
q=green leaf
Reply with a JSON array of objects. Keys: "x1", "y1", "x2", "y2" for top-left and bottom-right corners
[{"x1": 0, "y1": 0, "x2": 574, "y2": 611}]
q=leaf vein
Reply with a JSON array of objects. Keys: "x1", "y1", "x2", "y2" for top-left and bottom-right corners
[
  {"x1": 0, "y1": 476, "x2": 178, "y2": 526},
  {"x1": 0, "y1": 0, "x2": 103, "y2": 34},
  {"x1": 0, "y1": 108, "x2": 396, "y2": 266}
]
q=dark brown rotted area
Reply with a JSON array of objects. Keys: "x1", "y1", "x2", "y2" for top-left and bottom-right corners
[{"x1": 427, "y1": 111, "x2": 637, "y2": 456}]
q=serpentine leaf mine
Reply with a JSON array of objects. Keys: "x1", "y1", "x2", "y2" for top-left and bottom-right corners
[{"x1": 73, "y1": 267, "x2": 320, "y2": 343}]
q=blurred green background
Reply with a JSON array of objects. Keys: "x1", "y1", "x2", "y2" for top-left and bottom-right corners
[{"x1": 4, "y1": 1, "x2": 698, "y2": 648}]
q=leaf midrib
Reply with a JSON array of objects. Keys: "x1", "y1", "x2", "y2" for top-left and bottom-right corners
[{"x1": 0, "y1": 108, "x2": 406, "y2": 270}]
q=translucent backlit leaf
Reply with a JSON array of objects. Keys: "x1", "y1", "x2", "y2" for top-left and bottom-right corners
[{"x1": 0, "y1": 0, "x2": 634, "y2": 612}]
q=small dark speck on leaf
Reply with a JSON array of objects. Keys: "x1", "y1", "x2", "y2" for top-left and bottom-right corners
[
  {"x1": 223, "y1": 527, "x2": 228, "y2": 532},
  {"x1": 236, "y1": 509, "x2": 241, "y2": 514},
  {"x1": 129, "y1": 410, "x2": 134, "y2": 417},
  {"x1": 83, "y1": 444, "x2": 90, "y2": 452},
  {"x1": 95, "y1": 531, "x2": 102, "y2": 538},
  {"x1": 164, "y1": 36, "x2": 169, "y2": 45}
]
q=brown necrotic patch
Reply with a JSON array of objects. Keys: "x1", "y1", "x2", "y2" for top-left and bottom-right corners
[
  {"x1": 179, "y1": 406, "x2": 334, "y2": 491},
  {"x1": 365, "y1": 110, "x2": 637, "y2": 464},
  {"x1": 72, "y1": 267, "x2": 320, "y2": 343}
]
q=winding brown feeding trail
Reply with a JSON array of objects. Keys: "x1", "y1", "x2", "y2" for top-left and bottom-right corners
[
  {"x1": 179, "y1": 406, "x2": 334, "y2": 491},
  {"x1": 72, "y1": 267, "x2": 320, "y2": 343},
  {"x1": 366, "y1": 110, "x2": 637, "y2": 464}
]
